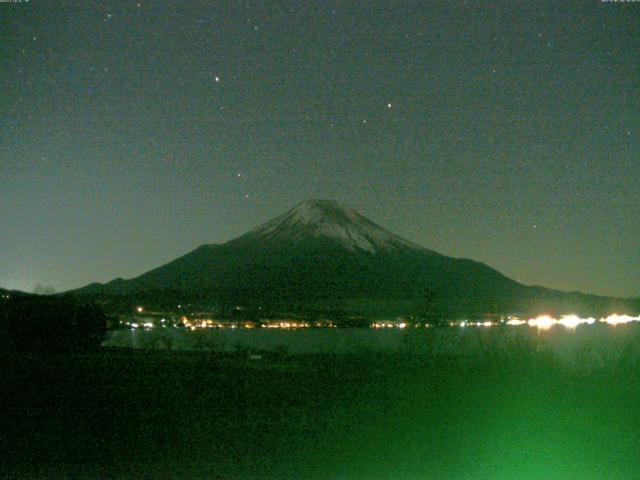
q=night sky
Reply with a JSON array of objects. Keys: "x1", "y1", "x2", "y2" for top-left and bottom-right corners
[{"x1": 1, "y1": 1, "x2": 638, "y2": 297}]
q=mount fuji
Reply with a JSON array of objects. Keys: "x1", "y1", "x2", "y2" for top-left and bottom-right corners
[{"x1": 72, "y1": 200, "x2": 637, "y2": 317}]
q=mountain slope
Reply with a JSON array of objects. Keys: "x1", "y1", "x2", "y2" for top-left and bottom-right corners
[{"x1": 72, "y1": 200, "x2": 638, "y2": 317}]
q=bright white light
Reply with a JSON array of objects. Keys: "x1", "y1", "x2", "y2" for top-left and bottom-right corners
[
  {"x1": 557, "y1": 315, "x2": 595, "y2": 329},
  {"x1": 398, "y1": 322, "x2": 407, "y2": 329},
  {"x1": 130, "y1": 323, "x2": 139, "y2": 328},
  {"x1": 528, "y1": 315, "x2": 556, "y2": 330},
  {"x1": 136, "y1": 306, "x2": 144, "y2": 313},
  {"x1": 506, "y1": 319, "x2": 526, "y2": 326},
  {"x1": 557, "y1": 315, "x2": 582, "y2": 329},
  {"x1": 481, "y1": 321, "x2": 493, "y2": 327},
  {"x1": 603, "y1": 314, "x2": 640, "y2": 325}
]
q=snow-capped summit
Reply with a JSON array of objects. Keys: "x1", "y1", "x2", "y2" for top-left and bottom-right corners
[{"x1": 231, "y1": 199, "x2": 427, "y2": 253}]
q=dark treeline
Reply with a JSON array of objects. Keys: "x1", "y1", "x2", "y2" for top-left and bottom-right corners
[
  {"x1": 0, "y1": 294, "x2": 106, "y2": 351},
  {"x1": 72, "y1": 287, "x2": 639, "y2": 325}
]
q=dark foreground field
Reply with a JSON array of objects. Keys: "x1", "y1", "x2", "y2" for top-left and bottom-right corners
[{"x1": 2, "y1": 347, "x2": 640, "y2": 479}]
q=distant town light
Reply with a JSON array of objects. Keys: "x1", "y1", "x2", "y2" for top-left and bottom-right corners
[
  {"x1": 136, "y1": 306, "x2": 144, "y2": 313},
  {"x1": 506, "y1": 319, "x2": 526, "y2": 326},
  {"x1": 603, "y1": 314, "x2": 640, "y2": 326},
  {"x1": 528, "y1": 315, "x2": 556, "y2": 330},
  {"x1": 557, "y1": 315, "x2": 595, "y2": 329}
]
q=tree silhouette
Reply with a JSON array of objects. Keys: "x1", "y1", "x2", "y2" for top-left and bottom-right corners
[
  {"x1": 0, "y1": 295, "x2": 106, "y2": 351},
  {"x1": 33, "y1": 284, "x2": 57, "y2": 296}
]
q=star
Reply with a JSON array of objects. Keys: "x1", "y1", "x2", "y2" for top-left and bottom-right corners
[
  {"x1": 387, "y1": 103, "x2": 392, "y2": 108},
  {"x1": 214, "y1": 76, "x2": 220, "y2": 83}
]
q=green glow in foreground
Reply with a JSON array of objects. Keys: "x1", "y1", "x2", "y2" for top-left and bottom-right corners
[{"x1": 3, "y1": 343, "x2": 639, "y2": 479}]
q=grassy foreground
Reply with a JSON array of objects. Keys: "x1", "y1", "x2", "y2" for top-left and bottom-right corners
[{"x1": 1, "y1": 347, "x2": 639, "y2": 479}]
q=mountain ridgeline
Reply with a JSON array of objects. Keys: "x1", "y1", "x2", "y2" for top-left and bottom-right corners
[{"x1": 73, "y1": 200, "x2": 638, "y2": 318}]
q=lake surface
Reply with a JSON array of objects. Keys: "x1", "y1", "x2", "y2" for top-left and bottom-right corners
[
  {"x1": 5, "y1": 325, "x2": 640, "y2": 479},
  {"x1": 104, "y1": 323, "x2": 640, "y2": 367}
]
